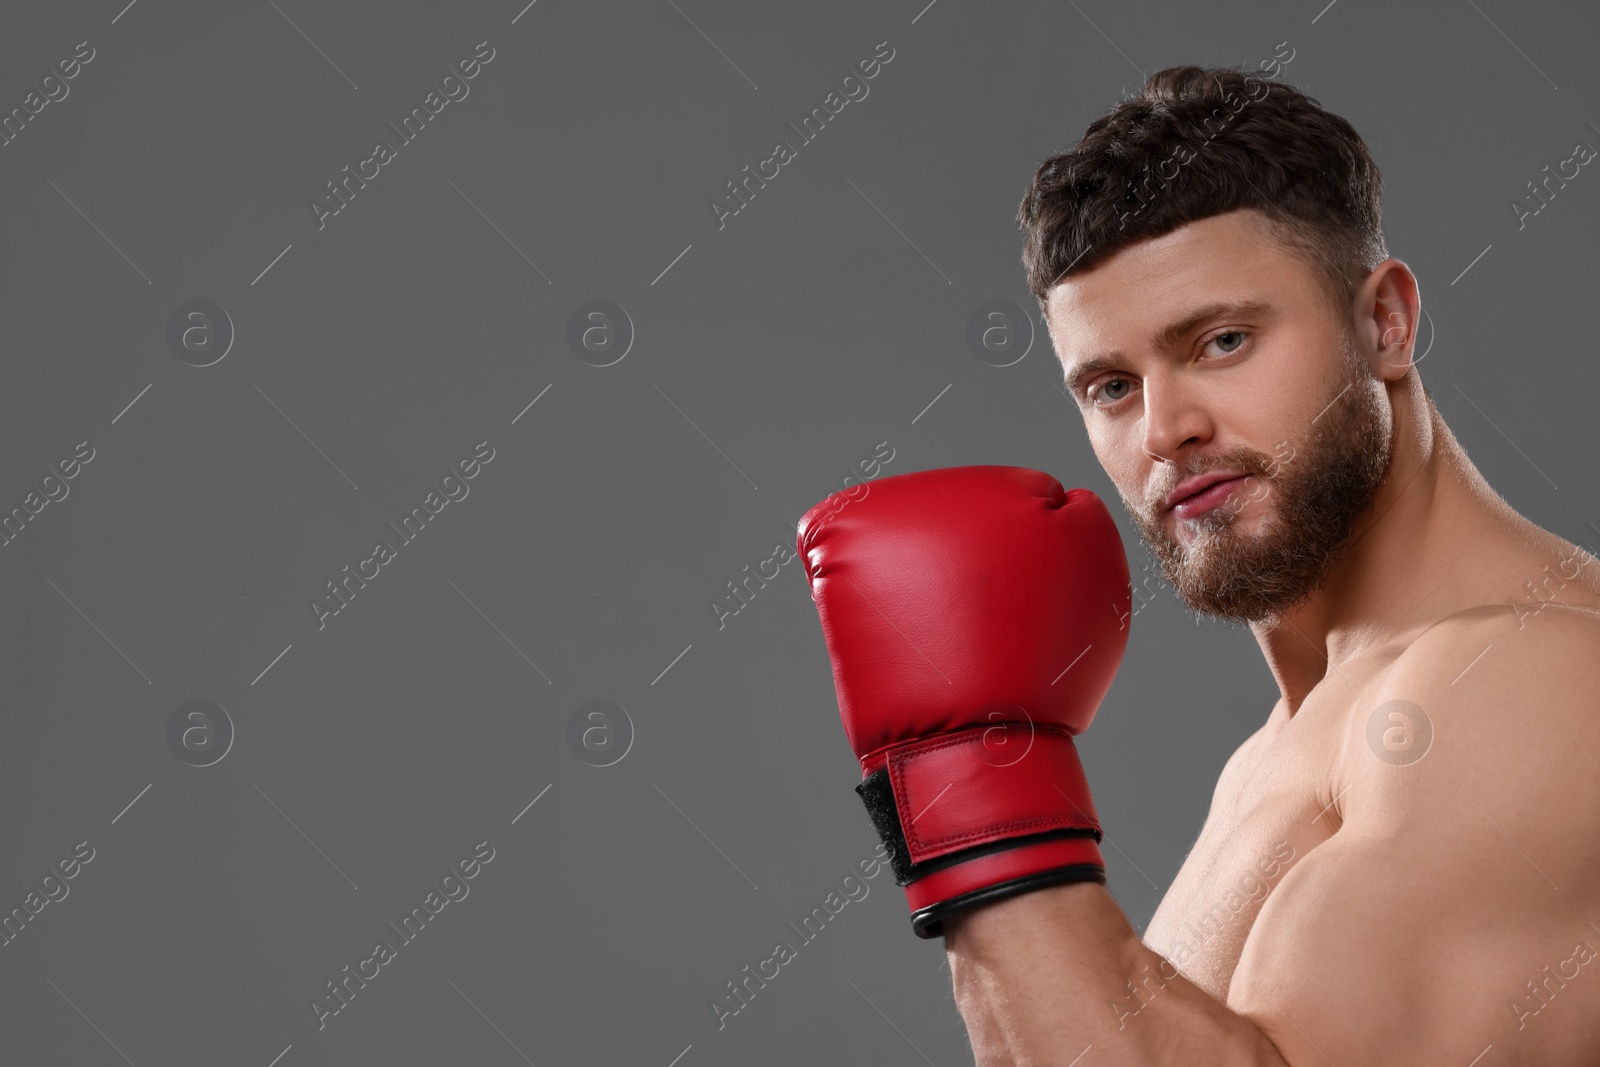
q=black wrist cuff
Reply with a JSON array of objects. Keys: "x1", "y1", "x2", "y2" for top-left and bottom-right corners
[{"x1": 910, "y1": 865, "x2": 1107, "y2": 939}]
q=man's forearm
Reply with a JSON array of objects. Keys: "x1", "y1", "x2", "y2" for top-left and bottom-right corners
[{"x1": 942, "y1": 882, "x2": 1291, "y2": 1067}]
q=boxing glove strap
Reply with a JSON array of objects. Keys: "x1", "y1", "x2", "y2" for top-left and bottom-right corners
[
  {"x1": 908, "y1": 840, "x2": 1106, "y2": 939},
  {"x1": 854, "y1": 724, "x2": 1102, "y2": 886}
]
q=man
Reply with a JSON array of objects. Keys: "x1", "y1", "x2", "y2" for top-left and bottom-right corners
[{"x1": 797, "y1": 65, "x2": 1600, "y2": 1064}]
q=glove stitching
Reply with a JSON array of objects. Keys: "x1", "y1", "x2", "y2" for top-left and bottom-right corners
[{"x1": 888, "y1": 726, "x2": 1099, "y2": 857}]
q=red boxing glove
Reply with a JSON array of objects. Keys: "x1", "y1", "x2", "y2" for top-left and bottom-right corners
[{"x1": 797, "y1": 465, "x2": 1131, "y2": 938}]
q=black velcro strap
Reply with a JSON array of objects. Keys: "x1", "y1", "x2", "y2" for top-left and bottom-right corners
[{"x1": 856, "y1": 767, "x2": 915, "y2": 884}]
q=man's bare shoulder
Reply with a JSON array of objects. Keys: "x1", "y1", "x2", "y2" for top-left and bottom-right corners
[
  {"x1": 1347, "y1": 598, "x2": 1600, "y2": 814},
  {"x1": 1239, "y1": 600, "x2": 1600, "y2": 1064},
  {"x1": 1394, "y1": 596, "x2": 1600, "y2": 698}
]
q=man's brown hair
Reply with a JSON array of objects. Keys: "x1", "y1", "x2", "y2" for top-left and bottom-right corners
[{"x1": 1018, "y1": 65, "x2": 1388, "y2": 318}]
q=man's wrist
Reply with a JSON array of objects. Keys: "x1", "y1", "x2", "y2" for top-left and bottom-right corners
[{"x1": 944, "y1": 881, "x2": 1141, "y2": 1067}]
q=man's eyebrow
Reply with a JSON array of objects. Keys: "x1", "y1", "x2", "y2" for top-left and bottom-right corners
[{"x1": 1061, "y1": 299, "x2": 1274, "y2": 395}]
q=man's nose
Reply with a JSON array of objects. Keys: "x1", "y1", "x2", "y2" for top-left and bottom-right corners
[{"x1": 1140, "y1": 377, "x2": 1212, "y2": 462}]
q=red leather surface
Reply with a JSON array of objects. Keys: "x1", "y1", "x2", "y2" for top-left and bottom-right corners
[
  {"x1": 798, "y1": 465, "x2": 1131, "y2": 762},
  {"x1": 884, "y1": 726, "x2": 1100, "y2": 865}
]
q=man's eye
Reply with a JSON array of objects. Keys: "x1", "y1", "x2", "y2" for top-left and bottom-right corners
[
  {"x1": 1209, "y1": 330, "x2": 1248, "y2": 354},
  {"x1": 1088, "y1": 378, "x2": 1134, "y2": 406}
]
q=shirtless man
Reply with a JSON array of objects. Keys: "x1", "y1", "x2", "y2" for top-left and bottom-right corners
[{"x1": 796, "y1": 65, "x2": 1600, "y2": 1064}]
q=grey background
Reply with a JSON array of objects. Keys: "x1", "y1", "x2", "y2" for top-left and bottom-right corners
[{"x1": 0, "y1": 0, "x2": 1594, "y2": 1063}]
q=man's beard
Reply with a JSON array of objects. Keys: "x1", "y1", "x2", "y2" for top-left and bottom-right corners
[{"x1": 1125, "y1": 340, "x2": 1394, "y2": 624}]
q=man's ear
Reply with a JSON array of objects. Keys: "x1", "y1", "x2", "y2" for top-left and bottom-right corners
[{"x1": 1364, "y1": 259, "x2": 1420, "y2": 383}]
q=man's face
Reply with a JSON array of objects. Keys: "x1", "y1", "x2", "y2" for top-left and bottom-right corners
[{"x1": 1047, "y1": 209, "x2": 1393, "y2": 624}]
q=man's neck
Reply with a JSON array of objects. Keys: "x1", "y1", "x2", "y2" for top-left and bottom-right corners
[{"x1": 1251, "y1": 380, "x2": 1527, "y2": 714}]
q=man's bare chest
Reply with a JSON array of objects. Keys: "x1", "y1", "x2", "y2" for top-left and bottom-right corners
[{"x1": 1141, "y1": 678, "x2": 1374, "y2": 1000}]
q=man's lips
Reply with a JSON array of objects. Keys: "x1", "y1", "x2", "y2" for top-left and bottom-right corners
[{"x1": 1162, "y1": 471, "x2": 1252, "y2": 517}]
